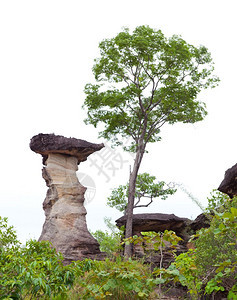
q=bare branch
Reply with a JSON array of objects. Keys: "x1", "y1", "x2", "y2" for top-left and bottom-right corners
[
  {"x1": 134, "y1": 196, "x2": 153, "y2": 208},
  {"x1": 134, "y1": 197, "x2": 141, "y2": 207}
]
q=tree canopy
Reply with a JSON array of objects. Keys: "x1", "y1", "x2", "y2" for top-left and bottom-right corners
[
  {"x1": 83, "y1": 25, "x2": 219, "y2": 257},
  {"x1": 107, "y1": 173, "x2": 176, "y2": 213},
  {"x1": 84, "y1": 25, "x2": 219, "y2": 152}
]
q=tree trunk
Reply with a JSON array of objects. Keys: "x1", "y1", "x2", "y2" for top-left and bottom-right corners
[{"x1": 124, "y1": 145, "x2": 145, "y2": 258}]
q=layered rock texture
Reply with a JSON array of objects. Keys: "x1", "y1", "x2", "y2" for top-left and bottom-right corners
[
  {"x1": 218, "y1": 162, "x2": 237, "y2": 198},
  {"x1": 30, "y1": 133, "x2": 105, "y2": 264}
]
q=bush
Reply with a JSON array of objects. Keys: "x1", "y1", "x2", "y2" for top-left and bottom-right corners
[
  {"x1": 0, "y1": 217, "x2": 161, "y2": 299},
  {"x1": 3, "y1": 190, "x2": 236, "y2": 299},
  {"x1": 193, "y1": 192, "x2": 237, "y2": 297},
  {"x1": 68, "y1": 257, "x2": 158, "y2": 299},
  {"x1": 0, "y1": 217, "x2": 76, "y2": 299},
  {"x1": 157, "y1": 191, "x2": 237, "y2": 299},
  {"x1": 0, "y1": 216, "x2": 22, "y2": 298}
]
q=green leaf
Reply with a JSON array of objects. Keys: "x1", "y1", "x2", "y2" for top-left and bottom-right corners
[
  {"x1": 231, "y1": 207, "x2": 237, "y2": 217},
  {"x1": 154, "y1": 278, "x2": 166, "y2": 284},
  {"x1": 138, "y1": 291, "x2": 147, "y2": 297},
  {"x1": 213, "y1": 228, "x2": 221, "y2": 234}
]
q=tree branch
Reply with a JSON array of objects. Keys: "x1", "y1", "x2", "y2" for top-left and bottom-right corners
[
  {"x1": 116, "y1": 106, "x2": 138, "y2": 141},
  {"x1": 134, "y1": 196, "x2": 153, "y2": 208},
  {"x1": 144, "y1": 114, "x2": 169, "y2": 144}
]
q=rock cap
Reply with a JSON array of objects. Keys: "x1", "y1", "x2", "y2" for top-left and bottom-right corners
[
  {"x1": 116, "y1": 213, "x2": 190, "y2": 233},
  {"x1": 30, "y1": 133, "x2": 104, "y2": 164},
  {"x1": 218, "y1": 163, "x2": 237, "y2": 198}
]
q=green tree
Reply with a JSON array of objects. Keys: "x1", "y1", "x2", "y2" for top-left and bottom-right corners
[
  {"x1": 107, "y1": 172, "x2": 176, "y2": 213},
  {"x1": 83, "y1": 25, "x2": 219, "y2": 257}
]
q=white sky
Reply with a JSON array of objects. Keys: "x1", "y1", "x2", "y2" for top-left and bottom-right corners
[{"x1": 0, "y1": 0, "x2": 236, "y2": 243}]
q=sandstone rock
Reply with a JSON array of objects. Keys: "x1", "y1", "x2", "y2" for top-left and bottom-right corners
[
  {"x1": 218, "y1": 162, "x2": 237, "y2": 198},
  {"x1": 189, "y1": 213, "x2": 211, "y2": 232},
  {"x1": 116, "y1": 213, "x2": 210, "y2": 267},
  {"x1": 116, "y1": 213, "x2": 190, "y2": 237},
  {"x1": 30, "y1": 133, "x2": 104, "y2": 165},
  {"x1": 116, "y1": 213, "x2": 191, "y2": 267},
  {"x1": 30, "y1": 133, "x2": 105, "y2": 264}
]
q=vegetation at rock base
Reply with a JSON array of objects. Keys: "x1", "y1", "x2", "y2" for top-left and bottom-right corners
[
  {"x1": 82, "y1": 25, "x2": 219, "y2": 257},
  {"x1": 1, "y1": 191, "x2": 236, "y2": 299},
  {"x1": 67, "y1": 257, "x2": 158, "y2": 300},
  {"x1": 0, "y1": 216, "x2": 157, "y2": 299},
  {"x1": 0, "y1": 216, "x2": 76, "y2": 299},
  {"x1": 153, "y1": 191, "x2": 237, "y2": 299}
]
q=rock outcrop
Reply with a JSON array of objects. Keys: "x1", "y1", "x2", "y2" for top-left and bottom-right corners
[
  {"x1": 189, "y1": 212, "x2": 211, "y2": 232},
  {"x1": 116, "y1": 213, "x2": 190, "y2": 237},
  {"x1": 116, "y1": 213, "x2": 209, "y2": 267},
  {"x1": 218, "y1": 162, "x2": 237, "y2": 198},
  {"x1": 30, "y1": 133, "x2": 105, "y2": 264}
]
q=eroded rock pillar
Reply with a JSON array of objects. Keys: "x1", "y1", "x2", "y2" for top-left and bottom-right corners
[{"x1": 30, "y1": 133, "x2": 105, "y2": 264}]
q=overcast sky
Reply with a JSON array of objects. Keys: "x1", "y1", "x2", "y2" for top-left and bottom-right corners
[{"x1": 0, "y1": 0, "x2": 236, "y2": 243}]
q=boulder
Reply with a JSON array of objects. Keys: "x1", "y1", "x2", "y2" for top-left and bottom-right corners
[
  {"x1": 218, "y1": 163, "x2": 237, "y2": 198},
  {"x1": 30, "y1": 133, "x2": 105, "y2": 264}
]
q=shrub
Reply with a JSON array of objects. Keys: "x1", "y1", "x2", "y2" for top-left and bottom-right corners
[
  {"x1": 0, "y1": 217, "x2": 76, "y2": 299},
  {"x1": 68, "y1": 257, "x2": 157, "y2": 299},
  {"x1": 0, "y1": 216, "x2": 22, "y2": 298},
  {"x1": 156, "y1": 191, "x2": 237, "y2": 299},
  {"x1": 192, "y1": 192, "x2": 237, "y2": 297}
]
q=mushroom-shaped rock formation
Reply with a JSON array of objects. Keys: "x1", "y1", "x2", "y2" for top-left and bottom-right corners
[
  {"x1": 116, "y1": 213, "x2": 210, "y2": 267},
  {"x1": 116, "y1": 213, "x2": 191, "y2": 267},
  {"x1": 218, "y1": 163, "x2": 237, "y2": 198},
  {"x1": 116, "y1": 213, "x2": 190, "y2": 237},
  {"x1": 30, "y1": 133, "x2": 105, "y2": 264},
  {"x1": 30, "y1": 133, "x2": 104, "y2": 165}
]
